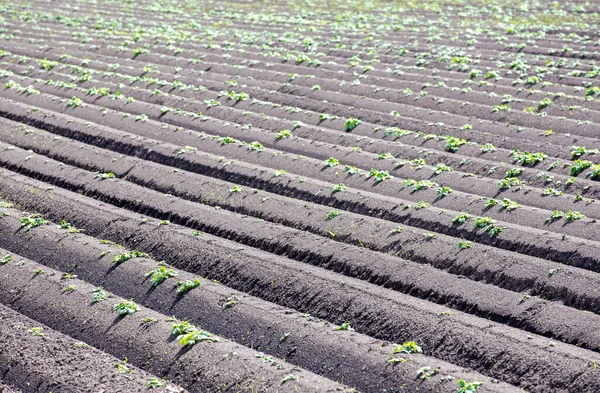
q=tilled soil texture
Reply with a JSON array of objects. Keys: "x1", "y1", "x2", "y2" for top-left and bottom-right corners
[{"x1": 0, "y1": 0, "x2": 599, "y2": 392}]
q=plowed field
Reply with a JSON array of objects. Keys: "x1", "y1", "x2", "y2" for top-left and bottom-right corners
[{"x1": 0, "y1": 0, "x2": 599, "y2": 392}]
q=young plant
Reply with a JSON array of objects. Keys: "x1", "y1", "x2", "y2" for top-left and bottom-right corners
[
  {"x1": 66, "y1": 96, "x2": 84, "y2": 109},
  {"x1": 112, "y1": 299, "x2": 140, "y2": 315},
  {"x1": 333, "y1": 322, "x2": 354, "y2": 331},
  {"x1": 28, "y1": 327, "x2": 44, "y2": 336},
  {"x1": 511, "y1": 150, "x2": 547, "y2": 166},
  {"x1": 325, "y1": 210, "x2": 342, "y2": 220},
  {"x1": 274, "y1": 129, "x2": 292, "y2": 140},
  {"x1": 146, "y1": 378, "x2": 165, "y2": 389},
  {"x1": 500, "y1": 198, "x2": 521, "y2": 211},
  {"x1": 177, "y1": 146, "x2": 197, "y2": 155},
  {"x1": 112, "y1": 251, "x2": 149, "y2": 265},
  {"x1": 91, "y1": 287, "x2": 106, "y2": 304},
  {"x1": 95, "y1": 172, "x2": 116, "y2": 179},
  {"x1": 178, "y1": 329, "x2": 219, "y2": 347},
  {"x1": 229, "y1": 185, "x2": 242, "y2": 193},
  {"x1": 344, "y1": 117, "x2": 362, "y2": 132},
  {"x1": 145, "y1": 265, "x2": 179, "y2": 286},
  {"x1": 546, "y1": 210, "x2": 565, "y2": 223},
  {"x1": 367, "y1": 169, "x2": 392, "y2": 183},
  {"x1": 565, "y1": 211, "x2": 584, "y2": 222},
  {"x1": 393, "y1": 341, "x2": 422, "y2": 354},
  {"x1": 452, "y1": 213, "x2": 471, "y2": 224},
  {"x1": 480, "y1": 143, "x2": 496, "y2": 153},
  {"x1": 570, "y1": 160, "x2": 593, "y2": 176},
  {"x1": 437, "y1": 186, "x2": 453, "y2": 197},
  {"x1": 0, "y1": 253, "x2": 13, "y2": 265},
  {"x1": 20, "y1": 214, "x2": 48, "y2": 232},
  {"x1": 345, "y1": 165, "x2": 359, "y2": 175},
  {"x1": 332, "y1": 183, "x2": 346, "y2": 193},
  {"x1": 176, "y1": 278, "x2": 201, "y2": 295},
  {"x1": 444, "y1": 137, "x2": 467, "y2": 153},
  {"x1": 172, "y1": 320, "x2": 196, "y2": 335},
  {"x1": 323, "y1": 157, "x2": 340, "y2": 167},
  {"x1": 433, "y1": 163, "x2": 453, "y2": 175},
  {"x1": 417, "y1": 366, "x2": 437, "y2": 380},
  {"x1": 458, "y1": 241, "x2": 473, "y2": 249},
  {"x1": 457, "y1": 379, "x2": 483, "y2": 393},
  {"x1": 59, "y1": 220, "x2": 84, "y2": 233},
  {"x1": 280, "y1": 375, "x2": 298, "y2": 385}
]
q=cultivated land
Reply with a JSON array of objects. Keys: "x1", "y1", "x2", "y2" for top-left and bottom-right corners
[{"x1": 0, "y1": 0, "x2": 599, "y2": 391}]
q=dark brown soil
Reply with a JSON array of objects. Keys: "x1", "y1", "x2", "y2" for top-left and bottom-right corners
[
  {"x1": 0, "y1": 304, "x2": 183, "y2": 393},
  {"x1": 1, "y1": 1, "x2": 599, "y2": 392}
]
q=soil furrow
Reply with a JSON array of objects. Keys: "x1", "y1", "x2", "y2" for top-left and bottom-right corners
[{"x1": 0, "y1": 170, "x2": 598, "y2": 393}]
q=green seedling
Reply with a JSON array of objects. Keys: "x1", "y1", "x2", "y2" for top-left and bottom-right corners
[
  {"x1": 146, "y1": 378, "x2": 165, "y2": 389},
  {"x1": 393, "y1": 341, "x2": 422, "y2": 354},
  {"x1": 0, "y1": 253, "x2": 13, "y2": 265},
  {"x1": 485, "y1": 199, "x2": 498, "y2": 208},
  {"x1": 570, "y1": 160, "x2": 593, "y2": 176},
  {"x1": 29, "y1": 327, "x2": 44, "y2": 336},
  {"x1": 172, "y1": 320, "x2": 196, "y2": 335},
  {"x1": 417, "y1": 366, "x2": 437, "y2": 380},
  {"x1": 457, "y1": 379, "x2": 483, "y2": 393},
  {"x1": 389, "y1": 226, "x2": 405, "y2": 234},
  {"x1": 332, "y1": 183, "x2": 346, "y2": 193},
  {"x1": 367, "y1": 169, "x2": 392, "y2": 183},
  {"x1": 415, "y1": 201, "x2": 431, "y2": 210},
  {"x1": 114, "y1": 363, "x2": 131, "y2": 374},
  {"x1": 247, "y1": 141, "x2": 264, "y2": 152},
  {"x1": 500, "y1": 198, "x2": 521, "y2": 211},
  {"x1": 445, "y1": 137, "x2": 467, "y2": 153},
  {"x1": 91, "y1": 288, "x2": 106, "y2": 304},
  {"x1": 274, "y1": 129, "x2": 292, "y2": 140},
  {"x1": 59, "y1": 220, "x2": 84, "y2": 233},
  {"x1": 145, "y1": 266, "x2": 179, "y2": 286},
  {"x1": 565, "y1": 211, "x2": 584, "y2": 222},
  {"x1": 452, "y1": 213, "x2": 471, "y2": 224},
  {"x1": 345, "y1": 165, "x2": 359, "y2": 175},
  {"x1": 546, "y1": 210, "x2": 565, "y2": 223},
  {"x1": 223, "y1": 296, "x2": 239, "y2": 309},
  {"x1": 280, "y1": 332, "x2": 291, "y2": 342},
  {"x1": 178, "y1": 329, "x2": 219, "y2": 347},
  {"x1": 95, "y1": 172, "x2": 116, "y2": 179},
  {"x1": 176, "y1": 278, "x2": 201, "y2": 295},
  {"x1": 323, "y1": 157, "x2": 340, "y2": 167},
  {"x1": 33, "y1": 268, "x2": 46, "y2": 276},
  {"x1": 177, "y1": 146, "x2": 197, "y2": 155},
  {"x1": 512, "y1": 149, "x2": 548, "y2": 166},
  {"x1": 112, "y1": 251, "x2": 149, "y2": 265},
  {"x1": 344, "y1": 117, "x2": 362, "y2": 132},
  {"x1": 542, "y1": 188, "x2": 562, "y2": 197},
  {"x1": 62, "y1": 285, "x2": 77, "y2": 293},
  {"x1": 203, "y1": 99, "x2": 221, "y2": 107},
  {"x1": 333, "y1": 322, "x2": 354, "y2": 331},
  {"x1": 458, "y1": 241, "x2": 473, "y2": 249},
  {"x1": 387, "y1": 357, "x2": 407, "y2": 364},
  {"x1": 497, "y1": 177, "x2": 524, "y2": 190},
  {"x1": 20, "y1": 214, "x2": 48, "y2": 232},
  {"x1": 112, "y1": 299, "x2": 140, "y2": 315},
  {"x1": 280, "y1": 375, "x2": 298, "y2": 385},
  {"x1": 377, "y1": 153, "x2": 395, "y2": 160},
  {"x1": 433, "y1": 163, "x2": 453, "y2": 175},
  {"x1": 437, "y1": 186, "x2": 453, "y2": 197},
  {"x1": 66, "y1": 96, "x2": 84, "y2": 108},
  {"x1": 325, "y1": 210, "x2": 343, "y2": 220},
  {"x1": 480, "y1": 143, "x2": 496, "y2": 153}
]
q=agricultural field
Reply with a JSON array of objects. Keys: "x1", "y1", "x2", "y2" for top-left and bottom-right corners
[{"x1": 0, "y1": 0, "x2": 600, "y2": 391}]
